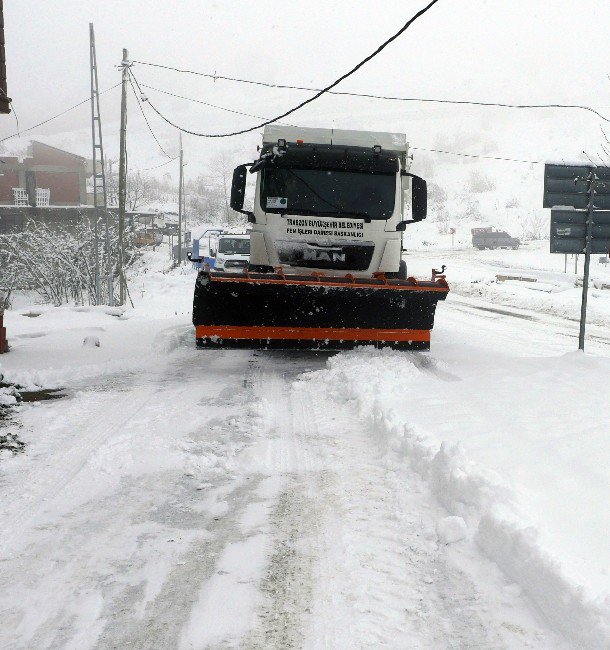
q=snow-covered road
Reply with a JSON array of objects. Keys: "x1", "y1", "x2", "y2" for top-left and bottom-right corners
[
  {"x1": 0, "y1": 260, "x2": 608, "y2": 648},
  {"x1": 0, "y1": 342, "x2": 568, "y2": 648}
]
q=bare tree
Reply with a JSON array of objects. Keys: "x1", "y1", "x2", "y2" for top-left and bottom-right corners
[
  {"x1": 521, "y1": 211, "x2": 547, "y2": 241},
  {"x1": 106, "y1": 160, "x2": 162, "y2": 210},
  {"x1": 467, "y1": 170, "x2": 495, "y2": 193}
]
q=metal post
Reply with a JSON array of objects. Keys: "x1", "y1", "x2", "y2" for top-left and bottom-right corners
[
  {"x1": 117, "y1": 48, "x2": 129, "y2": 304},
  {"x1": 178, "y1": 133, "x2": 183, "y2": 265},
  {"x1": 575, "y1": 254, "x2": 578, "y2": 274},
  {"x1": 578, "y1": 168, "x2": 596, "y2": 350},
  {"x1": 564, "y1": 253, "x2": 567, "y2": 273},
  {"x1": 89, "y1": 24, "x2": 100, "y2": 303}
]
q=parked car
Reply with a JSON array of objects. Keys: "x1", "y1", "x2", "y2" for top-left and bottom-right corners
[{"x1": 472, "y1": 227, "x2": 520, "y2": 250}]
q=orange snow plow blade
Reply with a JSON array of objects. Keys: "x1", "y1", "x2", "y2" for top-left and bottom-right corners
[{"x1": 193, "y1": 270, "x2": 448, "y2": 351}]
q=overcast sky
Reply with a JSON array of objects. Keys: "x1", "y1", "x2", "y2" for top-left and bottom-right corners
[{"x1": 2, "y1": 1, "x2": 610, "y2": 173}]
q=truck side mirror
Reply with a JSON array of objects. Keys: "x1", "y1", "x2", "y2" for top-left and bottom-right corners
[
  {"x1": 410, "y1": 174, "x2": 427, "y2": 221},
  {"x1": 230, "y1": 164, "x2": 255, "y2": 222},
  {"x1": 230, "y1": 165, "x2": 247, "y2": 211}
]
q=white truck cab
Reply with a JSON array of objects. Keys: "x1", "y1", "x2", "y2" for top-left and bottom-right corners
[
  {"x1": 213, "y1": 229, "x2": 251, "y2": 272},
  {"x1": 229, "y1": 125, "x2": 427, "y2": 279}
]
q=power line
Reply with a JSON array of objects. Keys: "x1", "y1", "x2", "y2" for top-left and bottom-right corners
[
  {"x1": 132, "y1": 82, "x2": 554, "y2": 166},
  {"x1": 141, "y1": 156, "x2": 179, "y2": 172},
  {"x1": 0, "y1": 87, "x2": 19, "y2": 136},
  {"x1": 0, "y1": 83, "x2": 121, "y2": 144},
  {"x1": 411, "y1": 146, "x2": 542, "y2": 165},
  {"x1": 133, "y1": 80, "x2": 550, "y2": 165},
  {"x1": 127, "y1": 71, "x2": 173, "y2": 159},
  {"x1": 139, "y1": 82, "x2": 291, "y2": 124},
  {"x1": 133, "y1": 81, "x2": 552, "y2": 166},
  {"x1": 130, "y1": 0, "x2": 442, "y2": 137},
  {"x1": 132, "y1": 65, "x2": 610, "y2": 126}
]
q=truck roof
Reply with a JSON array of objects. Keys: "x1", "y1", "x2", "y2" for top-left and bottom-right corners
[
  {"x1": 220, "y1": 228, "x2": 249, "y2": 236},
  {"x1": 263, "y1": 125, "x2": 408, "y2": 154}
]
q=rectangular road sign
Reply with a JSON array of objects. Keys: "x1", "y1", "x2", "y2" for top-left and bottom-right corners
[
  {"x1": 544, "y1": 164, "x2": 610, "y2": 209},
  {"x1": 550, "y1": 209, "x2": 610, "y2": 253}
]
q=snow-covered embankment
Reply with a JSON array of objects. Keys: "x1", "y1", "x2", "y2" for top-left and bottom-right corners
[{"x1": 300, "y1": 348, "x2": 610, "y2": 649}]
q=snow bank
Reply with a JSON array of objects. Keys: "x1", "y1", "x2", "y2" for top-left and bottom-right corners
[
  {"x1": 452, "y1": 278, "x2": 610, "y2": 329},
  {"x1": 300, "y1": 349, "x2": 609, "y2": 649}
]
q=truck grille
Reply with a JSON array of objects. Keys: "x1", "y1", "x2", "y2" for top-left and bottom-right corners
[{"x1": 276, "y1": 240, "x2": 375, "y2": 271}]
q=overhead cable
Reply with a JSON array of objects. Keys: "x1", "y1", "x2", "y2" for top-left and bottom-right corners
[
  {"x1": 0, "y1": 83, "x2": 121, "y2": 144},
  {"x1": 132, "y1": 82, "x2": 559, "y2": 166},
  {"x1": 130, "y1": 83, "x2": 552, "y2": 165},
  {"x1": 129, "y1": 0, "x2": 442, "y2": 137},
  {"x1": 141, "y1": 156, "x2": 179, "y2": 172},
  {"x1": 132, "y1": 64, "x2": 610, "y2": 126},
  {"x1": 139, "y1": 82, "x2": 295, "y2": 125},
  {"x1": 411, "y1": 146, "x2": 542, "y2": 165},
  {"x1": 127, "y1": 72, "x2": 173, "y2": 159}
]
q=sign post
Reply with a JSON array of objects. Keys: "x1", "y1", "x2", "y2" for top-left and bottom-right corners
[
  {"x1": 579, "y1": 170, "x2": 595, "y2": 350},
  {"x1": 544, "y1": 163, "x2": 610, "y2": 350}
]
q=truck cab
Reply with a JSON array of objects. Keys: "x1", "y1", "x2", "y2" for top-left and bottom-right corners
[{"x1": 230, "y1": 126, "x2": 427, "y2": 279}]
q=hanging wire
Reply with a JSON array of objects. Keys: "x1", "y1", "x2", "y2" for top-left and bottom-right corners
[{"x1": 129, "y1": 0, "x2": 442, "y2": 137}]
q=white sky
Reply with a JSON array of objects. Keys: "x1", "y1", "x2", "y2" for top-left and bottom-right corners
[{"x1": 2, "y1": 1, "x2": 610, "y2": 174}]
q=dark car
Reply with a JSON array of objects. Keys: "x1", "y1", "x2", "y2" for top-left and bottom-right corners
[{"x1": 472, "y1": 227, "x2": 520, "y2": 250}]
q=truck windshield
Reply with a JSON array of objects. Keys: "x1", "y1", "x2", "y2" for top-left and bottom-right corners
[
  {"x1": 260, "y1": 168, "x2": 396, "y2": 220},
  {"x1": 218, "y1": 237, "x2": 250, "y2": 254}
]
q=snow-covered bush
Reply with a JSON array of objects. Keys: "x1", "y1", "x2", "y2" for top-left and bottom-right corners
[{"x1": 0, "y1": 217, "x2": 137, "y2": 306}]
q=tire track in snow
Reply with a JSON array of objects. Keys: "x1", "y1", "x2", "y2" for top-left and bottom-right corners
[
  {"x1": 289, "y1": 364, "x2": 565, "y2": 649},
  {"x1": 0, "y1": 348, "x2": 267, "y2": 649},
  {"x1": 0, "y1": 385, "x2": 160, "y2": 556},
  {"x1": 243, "y1": 354, "x2": 330, "y2": 649}
]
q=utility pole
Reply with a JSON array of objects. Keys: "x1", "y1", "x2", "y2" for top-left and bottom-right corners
[
  {"x1": 117, "y1": 48, "x2": 129, "y2": 305},
  {"x1": 578, "y1": 168, "x2": 597, "y2": 350},
  {"x1": 178, "y1": 133, "x2": 184, "y2": 265},
  {"x1": 89, "y1": 23, "x2": 109, "y2": 305}
]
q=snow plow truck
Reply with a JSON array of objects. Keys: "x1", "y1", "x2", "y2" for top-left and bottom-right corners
[{"x1": 192, "y1": 125, "x2": 449, "y2": 350}]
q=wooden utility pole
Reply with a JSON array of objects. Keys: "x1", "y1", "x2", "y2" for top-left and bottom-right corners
[
  {"x1": 178, "y1": 133, "x2": 184, "y2": 265},
  {"x1": 117, "y1": 48, "x2": 129, "y2": 304}
]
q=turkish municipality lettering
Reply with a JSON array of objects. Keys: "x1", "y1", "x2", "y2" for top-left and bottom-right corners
[{"x1": 285, "y1": 218, "x2": 365, "y2": 238}]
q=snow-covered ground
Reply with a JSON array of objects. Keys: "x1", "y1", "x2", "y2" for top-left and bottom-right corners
[{"x1": 0, "y1": 242, "x2": 609, "y2": 648}]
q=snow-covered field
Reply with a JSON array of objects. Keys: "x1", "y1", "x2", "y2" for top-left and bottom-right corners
[{"x1": 0, "y1": 242, "x2": 609, "y2": 648}]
